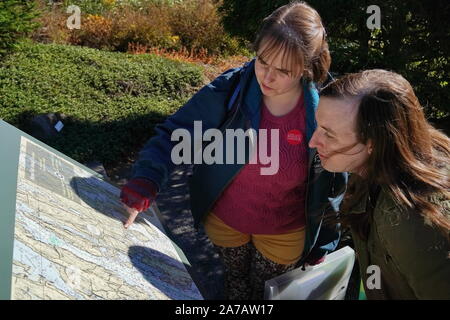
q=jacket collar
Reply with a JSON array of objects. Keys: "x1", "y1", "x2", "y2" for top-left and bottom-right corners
[
  {"x1": 303, "y1": 81, "x2": 319, "y2": 142},
  {"x1": 350, "y1": 193, "x2": 369, "y2": 215},
  {"x1": 238, "y1": 58, "x2": 319, "y2": 142},
  {"x1": 345, "y1": 175, "x2": 392, "y2": 215}
]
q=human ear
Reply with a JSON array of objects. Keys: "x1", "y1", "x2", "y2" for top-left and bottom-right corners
[{"x1": 367, "y1": 139, "x2": 373, "y2": 155}]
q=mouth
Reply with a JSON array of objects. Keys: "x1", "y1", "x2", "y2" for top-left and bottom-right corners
[
  {"x1": 318, "y1": 152, "x2": 329, "y2": 160},
  {"x1": 261, "y1": 83, "x2": 273, "y2": 91}
]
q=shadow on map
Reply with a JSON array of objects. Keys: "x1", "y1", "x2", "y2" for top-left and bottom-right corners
[
  {"x1": 128, "y1": 245, "x2": 201, "y2": 300},
  {"x1": 69, "y1": 176, "x2": 166, "y2": 234},
  {"x1": 71, "y1": 168, "x2": 225, "y2": 300},
  {"x1": 154, "y1": 165, "x2": 225, "y2": 299}
]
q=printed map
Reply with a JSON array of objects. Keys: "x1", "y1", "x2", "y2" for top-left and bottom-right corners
[{"x1": 11, "y1": 136, "x2": 202, "y2": 300}]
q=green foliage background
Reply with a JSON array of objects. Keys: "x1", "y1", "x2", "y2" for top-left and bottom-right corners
[
  {"x1": 0, "y1": 42, "x2": 204, "y2": 165},
  {"x1": 0, "y1": 0, "x2": 40, "y2": 56},
  {"x1": 1, "y1": 0, "x2": 448, "y2": 167},
  {"x1": 220, "y1": 0, "x2": 450, "y2": 118}
]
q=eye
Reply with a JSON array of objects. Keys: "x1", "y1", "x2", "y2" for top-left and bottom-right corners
[
  {"x1": 257, "y1": 57, "x2": 267, "y2": 65},
  {"x1": 324, "y1": 131, "x2": 334, "y2": 139}
]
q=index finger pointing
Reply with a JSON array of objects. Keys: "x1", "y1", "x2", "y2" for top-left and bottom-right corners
[{"x1": 123, "y1": 206, "x2": 139, "y2": 229}]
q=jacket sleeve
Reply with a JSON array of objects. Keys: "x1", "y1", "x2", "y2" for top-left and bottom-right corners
[
  {"x1": 131, "y1": 67, "x2": 241, "y2": 190},
  {"x1": 307, "y1": 172, "x2": 348, "y2": 261},
  {"x1": 379, "y1": 195, "x2": 450, "y2": 299}
]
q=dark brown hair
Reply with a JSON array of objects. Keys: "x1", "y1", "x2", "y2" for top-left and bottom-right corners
[
  {"x1": 253, "y1": 1, "x2": 330, "y2": 83},
  {"x1": 321, "y1": 69, "x2": 450, "y2": 241}
]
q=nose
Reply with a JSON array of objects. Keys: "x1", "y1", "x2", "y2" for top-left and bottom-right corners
[
  {"x1": 308, "y1": 129, "x2": 320, "y2": 149},
  {"x1": 263, "y1": 68, "x2": 275, "y2": 83}
]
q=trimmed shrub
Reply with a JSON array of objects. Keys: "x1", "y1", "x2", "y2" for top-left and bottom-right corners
[{"x1": 0, "y1": 42, "x2": 204, "y2": 165}]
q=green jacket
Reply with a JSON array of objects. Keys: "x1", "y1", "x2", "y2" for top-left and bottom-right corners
[{"x1": 348, "y1": 181, "x2": 450, "y2": 299}]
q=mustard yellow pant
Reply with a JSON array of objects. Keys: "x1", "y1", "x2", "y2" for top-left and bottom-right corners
[{"x1": 204, "y1": 212, "x2": 305, "y2": 265}]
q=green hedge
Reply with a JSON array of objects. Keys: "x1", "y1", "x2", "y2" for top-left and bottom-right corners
[{"x1": 0, "y1": 42, "x2": 204, "y2": 165}]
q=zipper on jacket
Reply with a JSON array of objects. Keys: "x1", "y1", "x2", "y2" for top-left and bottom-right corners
[{"x1": 300, "y1": 151, "x2": 314, "y2": 264}]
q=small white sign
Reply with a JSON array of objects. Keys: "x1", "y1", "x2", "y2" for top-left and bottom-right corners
[{"x1": 54, "y1": 121, "x2": 64, "y2": 132}]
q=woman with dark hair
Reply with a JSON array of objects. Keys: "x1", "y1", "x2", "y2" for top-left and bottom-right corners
[
  {"x1": 119, "y1": 1, "x2": 347, "y2": 300},
  {"x1": 309, "y1": 69, "x2": 450, "y2": 299}
]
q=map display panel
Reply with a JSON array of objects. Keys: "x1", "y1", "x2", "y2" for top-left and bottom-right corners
[{"x1": 3, "y1": 131, "x2": 201, "y2": 300}]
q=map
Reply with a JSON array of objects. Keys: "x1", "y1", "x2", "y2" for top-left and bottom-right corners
[{"x1": 9, "y1": 135, "x2": 202, "y2": 300}]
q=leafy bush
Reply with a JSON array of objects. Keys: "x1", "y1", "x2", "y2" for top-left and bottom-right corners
[
  {"x1": 168, "y1": 0, "x2": 246, "y2": 56},
  {"x1": 72, "y1": 6, "x2": 175, "y2": 52},
  {"x1": 0, "y1": 0, "x2": 40, "y2": 57},
  {"x1": 32, "y1": 2, "x2": 71, "y2": 44},
  {"x1": 219, "y1": 0, "x2": 450, "y2": 118},
  {"x1": 35, "y1": 0, "x2": 248, "y2": 57},
  {"x1": 0, "y1": 42, "x2": 204, "y2": 165},
  {"x1": 70, "y1": 14, "x2": 114, "y2": 50}
]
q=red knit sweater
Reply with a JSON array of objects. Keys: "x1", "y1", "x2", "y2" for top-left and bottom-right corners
[{"x1": 212, "y1": 93, "x2": 308, "y2": 234}]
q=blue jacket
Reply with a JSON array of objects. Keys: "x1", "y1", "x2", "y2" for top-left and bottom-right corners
[{"x1": 132, "y1": 59, "x2": 348, "y2": 264}]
